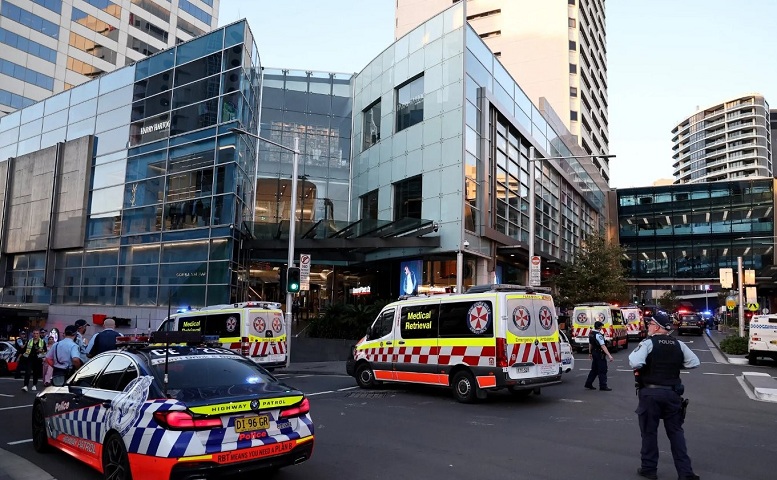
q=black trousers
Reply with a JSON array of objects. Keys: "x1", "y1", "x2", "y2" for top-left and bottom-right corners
[
  {"x1": 636, "y1": 388, "x2": 694, "y2": 477},
  {"x1": 585, "y1": 351, "x2": 608, "y2": 388},
  {"x1": 23, "y1": 356, "x2": 41, "y2": 387}
]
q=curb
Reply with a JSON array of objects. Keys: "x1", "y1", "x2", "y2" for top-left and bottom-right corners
[
  {"x1": 0, "y1": 447, "x2": 55, "y2": 480},
  {"x1": 742, "y1": 372, "x2": 777, "y2": 402}
]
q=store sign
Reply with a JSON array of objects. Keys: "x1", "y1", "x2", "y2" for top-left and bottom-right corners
[
  {"x1": 140, "y1": 120, "x2": 170, "y2": 135},
  {"x1": 351, "y1": 286, "x2": 371, "y2": 296}
]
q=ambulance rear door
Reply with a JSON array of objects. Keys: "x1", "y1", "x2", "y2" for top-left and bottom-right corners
[
  {"x1": 505, "y1": 293, "x2": 561, "y2": 380},
  {"x1": 246, "y1": 308, "x2": 287, "y2": 365}
]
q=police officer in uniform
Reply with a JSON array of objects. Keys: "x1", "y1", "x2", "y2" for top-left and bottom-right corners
[
  {"x1": 584, "y1": 320, "x2": 614, "y2": 391},
  {"x1": 629, "y1": 310, "x2": 700, "y2": 480}
]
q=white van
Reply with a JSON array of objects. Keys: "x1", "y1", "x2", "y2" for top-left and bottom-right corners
[
  {"x1": 571, "y1": 302, "x2": 627, "y2": 352},
  {"x1": 621, "y1": 305, "x2": 646, "y2": 341},
  {"x1": 748, "y1": 314, "x2": 777, "y2": 365},
  {"x1": 346, "y1": 284, "x2": 562, "y2": 403},
  {"x1": 158, "y1": 301, "x2": 287, "y2": 369}
]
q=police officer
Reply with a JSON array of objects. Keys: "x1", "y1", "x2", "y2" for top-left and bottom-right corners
[
  {"x1": 629, "y1": 310, "x2": 700, "y2": 480},
  {"x1": 584, "y1": 320, "x2": 614, "y2": 391},
  {"x1": 73, "y1": 319, "x2": 90, "y2": 363}
]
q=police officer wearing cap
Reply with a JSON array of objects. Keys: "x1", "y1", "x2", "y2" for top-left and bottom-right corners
[
  {"x1": 629, "y1": 310, "x2": 700, "y2": 480},
  {"x1": 584, "y1": 320, "x2": 614, "y2": 391},
  {"x1": 73, "y1": 319, "x2": 90, "y2": 363}
]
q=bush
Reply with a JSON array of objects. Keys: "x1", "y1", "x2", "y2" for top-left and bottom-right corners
[
  {"x1": 306, "y1": 301, "x2": 390, "y2": 340},
  {"x1": 719, "y1": 334, "x2": 748, "y2": 355}
]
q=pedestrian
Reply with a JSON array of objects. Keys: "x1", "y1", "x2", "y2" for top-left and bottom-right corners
[
  {"x1": 584, "y1": 320, "x2": 614, "y2": 391},
  {"x1": 73, "y1": 319, "x2": 90, "y2": 364},
  {"x1": 21, "y1": 329, "x2": 46, "y2": 392},
  {"x1": 86, "y1": 318, "x2": 122, "y2": 358},
  {"x1": 41, "y1": 336, "x2": 56, "y2": 386},
  {"x1": 13, "y1": 330, "x2": 27, "y2": 379},
  {"x1": 292, "y1": 299, "x2": 300, "y2": 324},
  {"x1": 45, "y1": 325, "x2": 83, "y2": 385},
  {"x1": 629, "y1": 310, "x2": 700, "y2": 480}
]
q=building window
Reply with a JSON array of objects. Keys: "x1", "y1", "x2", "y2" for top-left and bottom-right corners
[
  {"x1": 569, "y1": 64, "x2": 577, "y2": 74},
  {"x1": 362, "y1": 99, "x2": 381, "y2": 151},
  {"x1": 569, "y1": 40, "x2": 576, "y2": 51},
  {"x1": 568, "y1": 18, "x2": 577, "y2": 28},
  {"x1": 570, "y1": 111, "x2": 578, "y2": 121},
  {"x1": 570, "y1": 87, "x2": 578, "y2": 97},
  {"x1": 568, "y1": 0, "x2": 576, "y2": 5},
  {"x1": 396, "y1": 75, "x2": 424, "y2": 133},
  {"x1": 394, "y1": 175, "x2": 422, "y2": 220},
  {"x1": 361, "y1": 189, "x2": 378, "y2": 220}
]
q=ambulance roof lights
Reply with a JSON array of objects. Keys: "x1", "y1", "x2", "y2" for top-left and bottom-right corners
[{"x1": 465, "y1": 284, "x2": 552, "y2": 294}]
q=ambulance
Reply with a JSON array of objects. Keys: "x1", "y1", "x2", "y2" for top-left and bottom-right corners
[
  {"x1": 621, "y1": 305, "x2": 646, "y2": 341},
  {"x1": 747, "y1": 314, "x2": 777, "y2": 365},
  {"x1": 346, "y1": 284, "x2": 562, "y2": 403},
  {"x1": 158, "y1": 301, "x2": 287, "y2": 369},
  {"x1": 570, "y1": 302, "x2": 627, "y2": 353}
]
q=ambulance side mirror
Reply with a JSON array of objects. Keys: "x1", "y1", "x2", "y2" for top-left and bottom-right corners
[{"x1": 365, "y1": 326, "x2": 372, "y2": 340}]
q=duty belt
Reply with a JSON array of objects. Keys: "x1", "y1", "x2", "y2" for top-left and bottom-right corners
[{"x1": 643, "y1": 384, "x2": 674, "y2": 390}]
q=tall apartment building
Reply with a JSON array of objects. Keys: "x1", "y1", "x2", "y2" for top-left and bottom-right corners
[
  {"x1": 0, "y1": 0, "x2": 219, "y2": 116},
  {"x1": 771, "y1": 109, "x2": 777, "y2": 174},
  {"x1": 396, "y1": 0, "x2": 611, "y2": 181},
  {"x1": 672, "y1": 94, "x2": 772, "y2": 184}
]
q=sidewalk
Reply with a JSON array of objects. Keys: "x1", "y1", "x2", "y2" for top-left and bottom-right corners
[
  {"x1": 275, "y1": 361, "x2": 347, "y2": 376},
  {"x1": 705, "y1": 327, "x2": 777, "y2": 402}
]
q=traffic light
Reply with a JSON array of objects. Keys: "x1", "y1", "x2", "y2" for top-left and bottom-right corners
[{"x1": 287, "y1": 267, "x2": 301, "y2": 293}]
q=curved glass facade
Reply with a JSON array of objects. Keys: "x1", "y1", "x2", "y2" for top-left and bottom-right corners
[{"x1": 0, "y1": 21, "x2": 260, "y2": 316}]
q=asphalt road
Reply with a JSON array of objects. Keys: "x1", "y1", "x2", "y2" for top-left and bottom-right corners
[{"x1": 1, "y1": 335, "x2": 775, "y2": 480}]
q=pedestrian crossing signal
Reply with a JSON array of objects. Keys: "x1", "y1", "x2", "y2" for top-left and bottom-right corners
[{"x1": 287, "y1": 267, "x2": 301, "y2": 293}]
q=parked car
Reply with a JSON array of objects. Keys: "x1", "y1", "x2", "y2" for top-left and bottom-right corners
[
  {"x1": 677, "y1": 313, "x2": 705, "y2": 335},
  {"x1": 559, "y1": 330, "x2": 575, "y2": 374}
]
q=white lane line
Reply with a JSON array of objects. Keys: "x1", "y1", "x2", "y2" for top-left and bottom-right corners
[
  {"x1": 292, "y1": 375, "x2": 314, "y2": 378},
  {"x1": 7, "y1": 439, "x2": 32, "y2": 445},
  {"x1": 337, "y1": 386, "x2": 359, "y2": 392},
  {"x1": 307, "y1": 390, "x2": 334, "y2": 396},
  {"x1": 0, "y1": 393, "x2": 14, "y2": 398},
  {"x1": 0, "y1": 404, "x2": 32, "y2": 411},
  {"x1": 703, "y1": 372, "x2": 735, "y2": 376}
]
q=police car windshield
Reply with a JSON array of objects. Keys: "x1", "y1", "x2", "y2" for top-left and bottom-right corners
[{"x1": 144, "y1": 347, "x2": 277, "y2": 400}]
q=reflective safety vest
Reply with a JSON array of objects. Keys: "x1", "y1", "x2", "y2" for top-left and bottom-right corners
[{"x1": 23, "y1": 338, "x2": 45, "y2": 358}]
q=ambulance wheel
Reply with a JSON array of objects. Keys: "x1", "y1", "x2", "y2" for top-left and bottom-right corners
[
  {"x1": 748, "y1": 353, "x2": 758, "y2": 366},
  {"x1": 31, "y1": 402, "x2": 51, "y2": 453},
  {"x1": 452, "y1": 371, "x2": 478, "y2": 403},
  {"x1": 355, "y1": 363, "x2": 378, "y2": 389},
  {"x1": 102, "y1": 432, "x2": 133, "y2": 480}
]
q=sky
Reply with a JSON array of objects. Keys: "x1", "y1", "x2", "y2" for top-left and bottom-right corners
[{"x1": 218, "y1": 0, "x2": 777, "y2": 189}]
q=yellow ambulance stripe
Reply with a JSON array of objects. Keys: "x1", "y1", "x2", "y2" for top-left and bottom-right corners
[
  {"x1": 438, "y1": 337, "x2": 494, "y2": 347},
  {"x1": 189, "y1": 395, "x2": 304, "y2": 415},
  {"x1": 506, "y1": 332, "x2": 559, "y2": 343}
]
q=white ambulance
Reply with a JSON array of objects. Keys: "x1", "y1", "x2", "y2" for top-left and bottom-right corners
[
  {"x1": 571, "y1": 302, "x2": 628, "y2": 353},
  {"x1": 346, "y1": 284, "x2": 562, "y2": 403},
  {"x1": 748, "y1": 314, "x2": 777, "y2": 365},
  {"x1": 158, "y1": 301, "x2": 287, "y2": 369}
]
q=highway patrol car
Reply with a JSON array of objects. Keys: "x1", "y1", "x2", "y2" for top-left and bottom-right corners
[
  {"x1": 347, "y1": 284, "x2": 562, "y2": 403},
  {"x1": 32, "y1": 332, "x2": 313, "y2": 479}
]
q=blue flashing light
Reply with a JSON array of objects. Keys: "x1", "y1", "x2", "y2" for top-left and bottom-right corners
[{"x1": 176, "y1": 307, "x2": 190, "y2": 313}]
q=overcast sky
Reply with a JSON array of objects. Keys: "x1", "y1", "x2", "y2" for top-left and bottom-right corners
[{"x1": 219, "y1": 0, "x2": 777, "y2": 188}]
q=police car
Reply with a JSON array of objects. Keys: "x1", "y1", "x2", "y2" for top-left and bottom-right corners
[{"x1": 31, "y1": 332, "x2": 314, "y2": 479}]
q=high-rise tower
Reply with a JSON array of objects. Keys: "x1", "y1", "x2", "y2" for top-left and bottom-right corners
[
  {"x1": 0, "y1": 0, "x2": 220, "y2": 116},
  {"x1": 396, "y1": 0, "x2": 610, "y2": 181}
]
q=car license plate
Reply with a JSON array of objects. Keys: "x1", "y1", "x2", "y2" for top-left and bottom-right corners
[
  {"x1": 516, "y1": 366, "x2": 530, "y2": 373},
  {"x1": 234, "y1": 415, "x2": 270, "y2": 433}
]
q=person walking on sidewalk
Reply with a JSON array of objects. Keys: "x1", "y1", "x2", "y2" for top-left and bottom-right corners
[
  {"x1": 584, "y1": 320, "x2": 614, "y2": 391},
  {"x1": 629, "y1": 310, "x2": 700, "y2": 480},
  {"x1": 21, "y1": 330, "x2": 46, "y2": 392},
  {"x1": 86, "y1": 318, "x2": 122, "y2": 358}
]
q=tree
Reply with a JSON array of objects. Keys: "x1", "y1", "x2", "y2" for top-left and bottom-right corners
[
  {"x1": 657, "y1": 291, "x2": 679, "y2": 311},
  {"x1": 554, "y1": 233, "x2": 629, "y2": 305}
]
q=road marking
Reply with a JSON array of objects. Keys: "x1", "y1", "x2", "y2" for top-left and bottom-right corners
[
  {"x1": 0, "y1": 393, "x2": 15, "y2": 397},
  {"x1": 307, "y1": 390, "x2": 334, "y2": 396},
  {"x1": 558, "y1": 398, "x2": 584, "y2": 403},
  {"x1": 337, "y1": 386, "x2": 358, "y2": 392},
  {"x1": 7, "y1": 439, "x2": 32, "y2": 445},
  {"x1": 703, "y1": 372, "x2": 735, "y2": 376},
  {"x1": 0, "y1": 404, "x2": 32, "y2": 411}
]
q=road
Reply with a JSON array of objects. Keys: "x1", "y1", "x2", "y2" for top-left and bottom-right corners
[{"x1": 1, "y1": 335, "x2": 775, "y2": 480}]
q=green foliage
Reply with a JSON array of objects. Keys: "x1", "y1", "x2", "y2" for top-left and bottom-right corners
[
  {"x1": 306, "y1": 300, "x2": 391, "y2": 339},
  {"x1": 719, "y1": 334, "x2": 748, "y2": 355},
  {"x1": 554, "y1": 233, "x2": 629, "y2": 305},
  {"x1": 657, "y1": 291, "x2": 679, "y2": 311}
]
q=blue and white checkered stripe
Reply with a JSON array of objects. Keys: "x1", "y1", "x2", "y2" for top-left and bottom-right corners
[{"x1": 47, "y1": 405, "x2": 105, "y2": 442}]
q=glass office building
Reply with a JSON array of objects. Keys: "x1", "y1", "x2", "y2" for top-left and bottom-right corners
[
  {"x1": 0, "y1": 20, "x2": 260, "y2": 324},
  {"x1": 615, "y1": 179, "x2": 776, "y2": 300}
]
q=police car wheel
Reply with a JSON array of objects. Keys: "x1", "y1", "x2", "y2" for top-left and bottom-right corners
[
  {"x1": 452, "y1": 371, "x2": 478, "y2": 404},
  {"x1": 102, "y1": 432, "x2": 132, "y2": 480},
  {"x1": 355, "y1": 363, "x2": 377, "y2": 389},
  {"x1": 31, "y1": 403, "x2": 51, "y2": 453}
]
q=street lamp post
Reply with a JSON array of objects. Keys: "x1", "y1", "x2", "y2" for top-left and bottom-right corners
[
  {"x1": 232, "y1": 127, "x2": 299, "y2": 368},
  {"x1": 527, "y1": 151, "x2": 616, "y2": 285}
]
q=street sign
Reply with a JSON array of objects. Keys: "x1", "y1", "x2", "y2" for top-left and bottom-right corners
[
  {"x1": 747, "y1": 302, "x2": 759, "y2": 312},
  {"x1": 299, "y1": 254, "x2": 311, "y2": 291},
  {"x1": 529, "y1": 256, "x2": 541, "y2": 287},
  {"x1": 746, "y1": 286, "x2": 757, "y2": 304},
  {"x1": 719, "y1": 268, "x2": 733, "y2": 289},
  {"x1": 744, "y1": 269, "x2": 756, "y2": 285},
  {"x1": 725, "y1": 296, "x2": 736, "y2": 311}
]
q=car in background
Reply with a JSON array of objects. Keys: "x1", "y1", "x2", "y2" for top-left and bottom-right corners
[
  {"x1": 32, "y1": 332, "x2": 314, "y2": 480},
  {"x1": 677, "y1": 313, "x2": 705, "y2": 335},
  {"x1": 559, "y1": 330, "x2": 575, "y2": 374},
  {"x1": 0, "y1": 340, "x2": 19, "y2": 375}
]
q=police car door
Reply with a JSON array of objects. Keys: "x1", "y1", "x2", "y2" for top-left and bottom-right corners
[{"x1": 505, "y1": 293, "x2": 560, "y2": 379}]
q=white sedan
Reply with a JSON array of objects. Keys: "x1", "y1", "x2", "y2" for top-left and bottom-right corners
[{"x1": 559, "y1": 331, "x2": 575, "y2": 374}]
